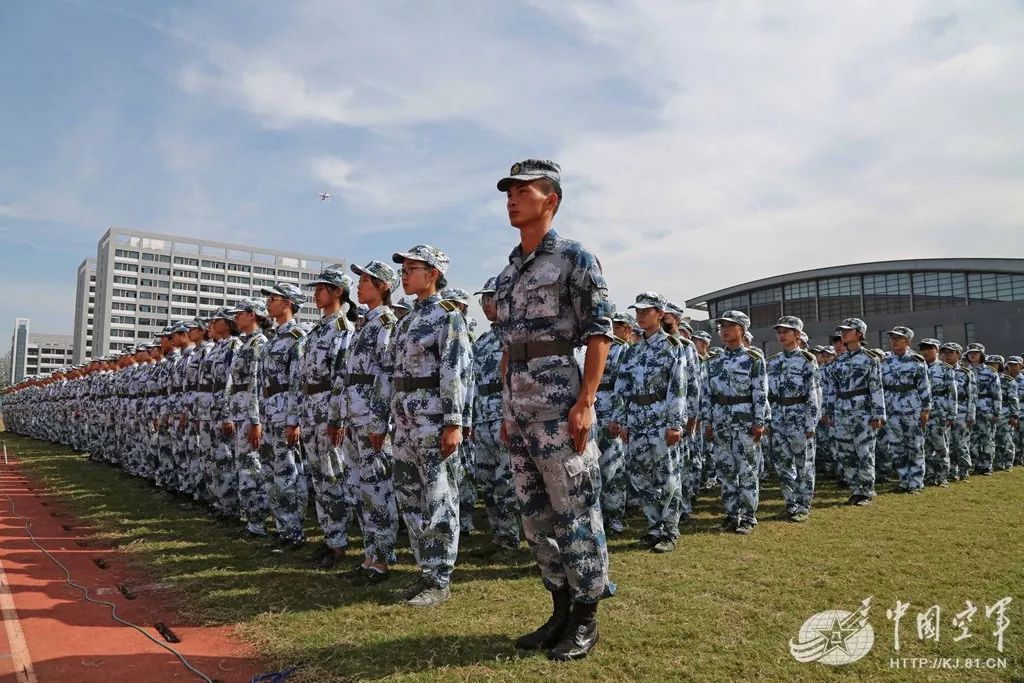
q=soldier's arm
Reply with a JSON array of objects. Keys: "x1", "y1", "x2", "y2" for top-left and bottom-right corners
[
  {"x1": 439, "y1": 311, "x2": 471, "y2": 427},
  {"x1": 664, "y1": 352, "x2": 686, "y2": 431},
  {"x1": 869, "y1": 358, "x2": 886, "y2": 422},
  {"x1": 285, "y1": 337, "x2": 304, "y2": 428},
  {"x1": 806, "y1": 360, "x2": 821, "y2": 434}
]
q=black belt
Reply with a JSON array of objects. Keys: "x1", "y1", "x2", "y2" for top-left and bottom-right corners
[
  {"x1": 477, "y1": 382, "x2": 502, "y2": 396},
  {"x1": 770, "y1": 394, "x2": 808, "y2": 406},
  {"x1": 838, "y1": 387, "x2": 870, "y2": 399},
  {"x1": 263, "y1": 383, "x2": 289, "y2": 399},
  {"x1": 394, "y1": 376, "x2": 440, "y2": 392},
  {"x1": 633, "y1": 393, "x2": 667, "y2": 406},
  {"x1": 507, "y1": 340, "x2": 575, "y2": 362},
  {"x1": 713, "y1": 394, "x2": 752, "y2": 406},
  {"x1": 198, "y1": 383, "x2": 227, "y2": 393},
  {"x1": 344, "y1": 373, "x2": 375, "y2": 386},
  {"x1": 598, "y1": 381, "x2": 613, "y2": 391},
  {"x1": 932, "y1": 388, "x2": 950, "y2": 396},
  {"x1": 884, "y1": 384, "x2": 915, "y2": 394},
  {"x1": 232, "y1": 382, "x2": 252, "y2": 393},
  {"x1": 305, "y1": 381, "x2": 332, "y2": 395}
]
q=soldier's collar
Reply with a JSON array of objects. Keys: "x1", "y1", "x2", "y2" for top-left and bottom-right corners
[
  {"x1": 508, "y1": 229, "x2": 560, "y2": 264},
  {"x1": 365, "y1": 305, "x2": 387, "y2": 321},
  {"x1": 416, "y1": 293, "x2": 441, "y2": 309}
]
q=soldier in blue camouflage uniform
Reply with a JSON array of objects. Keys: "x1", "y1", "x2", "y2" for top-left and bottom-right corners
[
  {"x1": 333, "y1": 260, "x2": 401, "y2": 585},
  {"x1": 470, "y1": 277, "x2": 522, "y2": 556},
  {"x1": 766, "y1": 316, "x2": 820, "y2": 522},
  {"x1": 662, "y1": 304, "x2": 701, "y2": 522},
  {"x1": 388, "y1": 244, "x2": 473, "y2": 607},
  {"x1": 813, "y1": 344, "x2": 837, "y2": 478},
  {"x1": 918, "y1": 338, "x2": 956, "y2": 487},
  {"x1": 966, "y1": 343, "x2": 1001, "y2": 475},
  {"x1": 940, "y1": 342, "x2": 977, "y2": 481},
  {"x1": 299, "y1": 266, "x2": 357, "y2": 568},
  {"x1": 825, "y1": 318, "x2": 886, "y2": 505},
  {"x1": 183, "y1": 320, "x2": 213, "y2": 502},
  {"x1": 259, "y1": 283, "x2": 310, "y2": 549},
  {"x1": 594, "y1": 312, "x2": 632, "y2": 535},
  {"x1": 988, "y1": 355, "x2": 1019, "y2": 471},
  {"x1": 166, "y1": 323, "x2": 197, "y2": 494},
  {"x1": 880, "y1": 326, "x2": 931, "y2": 494},
  {"x1": 494, "y1": 160, "x2": 612, "y2": 660},
  {"x1": 150, "y1": 327, "x2": 177, "y2": 488},
  {"x1": 692, "y1": 330, "x2": 718, "y2": 490},
  {"x1": 200, "y1": 308, "x2": 243, "y2": 521},
  {"x1": 610, "y1": 292, "x2": 686, "y2": 552},
  {"x1": 225, "y1": 298, "x2": 272, "y2": 537},
  {"x1": 701, "y1": 310, "x2": 770, "y2": 535},
  {"x1": 1008, "y1": 356, "x2": 1024, "y2": 466}
]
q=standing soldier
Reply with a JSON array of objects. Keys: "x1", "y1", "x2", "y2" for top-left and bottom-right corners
[
  {"x1": 1007, "y1": 356, "x2": 1024, "y2": 466},
  {"x1": 259, "y1": 283, "x2": 310, "y2": 550},
  {"x1": 183, "y1": 320, "x2": 214, "y2": 503},
  {"x1": 766, "y1": 316, "x2": 820, "y2": 522},
  {"x1": 224, "y1": 298, "x2": 272, "y2": 538},
  {"x1": 594, "y1": 312, "x2": 632, "y2": 536},
  {"x1": 663, "y1": 304, "x2": 701, "y2": 522},
  {"x1": 880, "y1": 326, "x2": 931, "y2": 494},
  {"x1": 334, "y1": 260, "x2": 401, "y2": 585},
  {"x1": 388, "y1": 244, "x2": 473, "y2": 607},
  {"x1": 965, "y1": 343, "x2": 1001, "y2": 476},
  {"x1": 988, "y1": 355, "x2": 1019, "y2": 471},
  {"x1": 919, "y1": 338, "x2": 956, "y2": 487},
  {"x1": 692, "y1": 330, "x2": 717, "y2": 490},
  {"x1": 200, "y1": 308, "x2": 243, "y2": 522},
  {"x1": 609, "y1": 292, "x2": 686, "y2": 552},
  {"x1": 300, "y1": 266, "x2": 358, "y2": 568},
  {"x1": 701, "y1": 310, "x2": 770, "y2": 535},
  {"x1": 440, "y1": 287, "x2": 478, "y2": 536},
  {"x1": 494, "y1": 160, "x2": 612, "y2": 660},
  {"x1": 814, "y1": 345, "x2": 837, "y2": 478},
  {"x1": 469, "y1": 277, "x2": 522, "y2": 557},
  {"x1": 151, "y1": 327, "x2": 178, "y2": 490},
  {"x1": 168, "y1": 323, "x2": 198, "y2": 495},
  {"x1": 940, "y1": 342, "x2": 976, "y2": 482},
  {"x1": 825, "y1": 318, "x2": 886, "y2": 506}
]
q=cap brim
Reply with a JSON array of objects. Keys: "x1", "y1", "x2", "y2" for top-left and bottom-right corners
[
  {"x1": 497, "y1": 173, "x2": 549, "y2": 192},
  {"x1": 351, "y1": 263, "x2": 371, "y2": 277},
  {"x1": 473, "y1": 289, "x2": 495, "y2": 296},
  {"x1": 772, "y1": 324, "x2": 800, "y2": 331},
  {"x1": 392, "y1": 252, "x2": 414, "y2": 264},
  {"x1": 258, "y1": 287, "x2": 278, "y2": 297},
  {"x1": 628, "y1": 304, "x2": 657, "y2": 310},
  {"x1": 886, "y1": 331, "x2": 909, "y2": 337},
  {"x1": 305, "y1": 278, "x2": 334, "y2": 287}
]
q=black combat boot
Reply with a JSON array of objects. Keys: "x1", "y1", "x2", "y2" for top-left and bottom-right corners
[
  {"x1": 547, "y1": 601, "x2": 599, "y2": 661},
  {"x1": 515, "y1": 586, "x2": 571, "y2": 650}
]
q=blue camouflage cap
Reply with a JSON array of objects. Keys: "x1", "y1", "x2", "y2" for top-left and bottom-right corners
[
  {"x1": 665, "y1": 302, "x2": 686, "y2": 318},
  {"x1": 965, "y1": 342, "x2": 986, "y2": 356},
  {"x1": 714, "y1": 309, "x2": 751, "y2": 330},
  {"x1": 260, "y1": 282, "x2": 306, "y2": 306},
  {"x1": 611, "y1": 311, "x2": 634, "y2": 324},
  {"x1": 886, "y1": 325, "x2": 914, "y2": 339},
  {"x1": 473, "y1": 277, "x2": 498, "y2": 296},
  {"x1": 441, "y1": 287, "x2": 471, "y2": 306},
  {"x1": 392, "y1": 244, "x2": 450, "y2": 275},
  {"x1": 351, "y1": 260, "x2": 399, "y2": 292},
  {"x1": 773, "y1": 315, "x2": 804, "y2": 332},
  {"x1": 227, "y1": 297, "x2": 270, "y2": 318},
  {"x1": 693, "y1": 330, "x2": 712, "y2": 343},
  {"x1": 918, "y1": 337, "x2": 941, "y2": 348},
  {"x1": 837, "y1": 317, "x2": 868, "y2": 334},
  {"x1": 496, "y1": 159, "x2": 561, "y2": 192},
  {"x1": 940, "y1": 341, "x2": 962, "y2": 353},
  {"x1": 210, "y1": 306, "x2": 235, "y2": 322},
  {"x1": 159, "y1": 324, "x2": 177, "y2": 337},
  {"x1": 987, "y1": 354, "x2": 1005, "y2": 366},
  {"x1": 678, "y1": 318, "x2": 694, "y2": 334},
  {"x1": 171, "y1": 321, "x2": 191, "y2": 335},
  {"x1": 392, "y1": 298, "x2": 412, "y2": 311},
  {"x1": 1007, "y1": 355, "x2": 1023, "y2": 366},
  {"x1": 628, "y1": 291, "x2": 667, "y2": 310},
  {"x1": 307, "y1": 264, "x2": 353, "y2": 291},
  {"x1": 189, "y1": 317, "x2": 209, "y2": 331}
]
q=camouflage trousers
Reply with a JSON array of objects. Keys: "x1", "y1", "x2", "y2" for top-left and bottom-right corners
[
  {"x1": 203, "y1": 420, "x2": 239, "y2": 517},
  {"x1": 885, "y1": 414, "x2": 925, "y2": 491},
  {"x1": 700, "y1": 431, "x2": 717, "y2": 488},
  {"x1": 875, "y1": 422, "x2": 893, "y2": 482},
  {"x1": 712, "y1": 426, "x2": 761, "y2": 526},
  {"x1": 184, "y1": 419, "x2": 204, "y2": 499},
  {"x1": 594, "y1": 426, "x2": 626, "y2": 533},
  {"x1": 1016, "y1": 423, "x2": 1024, "y2": 466},
  {"x1": 234, "y1": 422, "x2": 270, "y2": 535},
  {"x1": 626, "y1": 429, "x2": 681, "y2": 540},
  {"x1": 344, "y1": 426, "x2": 399, "y2": 565},
  {"x1": 300, "y1": 418, "x2": 350, "y2": 549},
  {"x1": 473, "y1": 420, "x2": 521, "y2": 548},
  {"x1": 263, "y1": 422, "x2": 308, "y2": 544},
  {"x1": 815, "y1": 420, "x2": 835, "y2": 476},
  {"x1": 970, "y1": 417, "x2": 997, "y2": 473},
  {"x1": 507, "y1": 418, "x2": 609, "y2": 604},
  {"x1": 193, "y1": 419, "x2": 216, "y2": 505},
  {"x1": 679, "y1": 433, "x2": 704, "y2": 515},
  {"x1": 139, "y1": 419, "x2": 157, "y2": 480},
  {"x1": 833, "y1": 411, "x2": 877, "y2": 498},
  {"x1": 392, "y1": 415, "x2": 460, "y2": 589},
  {"x1": 168, "y1": 420, "x2": 190, "y2": 493},
  {"x1": 994, "y1": 419, "x2": 1016, "y2": 470},
  {"x1": 154, "y1": 421, "x2": 175, "y2": 488},
  {"x1": 771, "y1": 424, "x2": 815, "y2": 515},
  {"x1": 455, "y1": 441, "x2": 478, "y2": 533},
  {"x1": 923, "y1": 419, "x2": 951, "y2": 485},
  {"x1": 949, "y1": 417, "x2": 973, "y2": 480}
]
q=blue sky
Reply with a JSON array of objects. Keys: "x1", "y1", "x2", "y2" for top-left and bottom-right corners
[{"x1": 2, "y1": 0, "x2": 1023, "y2": 351}]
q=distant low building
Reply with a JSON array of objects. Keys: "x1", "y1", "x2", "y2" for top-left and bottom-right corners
[{"x1": 8, "y1": 318, "x2": 74, "y2": 383}]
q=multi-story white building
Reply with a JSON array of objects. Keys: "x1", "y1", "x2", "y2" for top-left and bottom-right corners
[
  {"x1": 8, "y1": 318, "x2": 75, "y2": 383},
  {"x1": 86, "y1": 228, "x2": 345, "y2": 356},
  {"x1": 72, "y1": 258, "x2": 96, "y2": 364}
]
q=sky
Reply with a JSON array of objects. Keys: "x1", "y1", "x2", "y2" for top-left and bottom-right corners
[{"x1": 2, "y1": 0, "x2": 1023, "y2": 352}]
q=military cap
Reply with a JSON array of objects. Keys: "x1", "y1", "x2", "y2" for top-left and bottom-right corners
[
  {"x1": 665, "y1": 302, "x2": 686, "y2": 318},
  {"x1": 392, "y1": 298, "x2": 412, "y2": 312},
  {"x1": 799, "y1": 331, "x2": 809, "y2": 344},
  {"x1": 987, "y1": 354, "x2": 1005, "y2": 366},
  {"x1": 628, "y1": 292, "x2": 667, "y2": 311},
  {"x1": 134, "y1": 343, "x2": 150, "y2": 353},
  {"x1": 837, "y1": 318, "x2": 868, "y2": 334},
  {"x1": 693, "y1": 330, "x2": 712, "y2": 343},
  {"x1": 917, "y1": 338, "x2": 941, "y2": 349},
  {"x1": 496, "y1": 159, "x2": 561, "y2": 192},
  {"x1": 351, "y1": 260, "x2": 399, "y2": 292},
  {"x1": 611, "y1": 311, "x2": 636, "y2": 325},
  {"x1": 392, "y1": 244, "x2": 450, "y2": 275},
  {"x1": 678, "y1": 319, "x2": 694, "y2": 334},
  {"x1": 473, "y1": 277, "x2": 498, "y2": 296},
  {"x1": 940, "y1": 341, "x2": 963, "y2": 353},
  {"x1": 821, "y1": 346, "x2": 837, "y2": 356},
  {"x1": 210, "y1": 306, "x2": 235, "y2": 322},
  {"x1": 772, "y1": 315, "x2": 804, "y2": 332},
  {"x1": 260, "y1": 282, "x2": 306, "y2": 306},
  {"x1": 1007, "y1": 355, "x2": 1023, "y2": 366},
  {"x1": 159, "y1": 324, "x2": 178, "y2": 337},
  {"x1": 714, "y1": 309, "x2": 750, "y2": 330},
  {"x1": 744, "y1": 330, "x2": 754, "y2": 343},
  {"x1": 307, "y1": 264, "x2": 353, "y2": 291},
  {"x1": 441, "y1": 287, "x2": 471, "y2": 306},
  {"x1": 885, "y1": 325, "x2": 914, "y2": 339},
  {"x1": 227, "y1": 297, "x2": 270, "y2": 318},
  {"x1": 965, "y1": 342, "x2": 986, "y2": 359},
  {"x1": 191, "y1": 317, "x2": 210, "y2": 331},
  {"x1": 171, "y1": 322, "x2": 191, "y2": 335}
]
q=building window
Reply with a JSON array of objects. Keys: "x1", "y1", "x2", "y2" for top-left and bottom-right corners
[
  {"x1": 934, "y1": 324, "x2": 944, "y2": 340},
  {"x1": 112, "y1": 275, "x2": 138, "y2": 285},
  {"x1": 173, "y1": 256, "x2": 199, "y2": 267},
  {"x1": 817, "y1": 276, "x2": 862, "y2": 322},
  {"x1": 228, "y1": 275, "x2": 252, "y2": 285},
  {"x1": 862, "y1": 273, "x2": 911, "y2": 315},
  {"x1": 912, "y1": 271, "x2": 966, "y2": 311},
  {"x1": 253, "y1": 266, "x2": 275, "y2": 275},
  {"x1": 964, "y1": 322, "x2": 975, "y2": 343},
  {"x1": 967, "y1": 272, "x2": 1024, "y2": 304},
  {"x1": 114, "y1": 262, "x2": 139, "y2": 272},
  {"x1": 201, "y1": 260, "x2": 226, "y2": 269},
  {"x1": 749, "y1": 287, "x2": 782, "y2": 328},
  {"x1": 782, "y1": 281, "x2": 817, "y2": 322},
  {"x1": 227, "y1": 263, "x2": 252, "y2": 273},
  {"x1": 712, "y1": 293, "x2": 750, "y2": 319},
  {"x1": 114, "y1": 249, "x2": 140, "y2": 259}
]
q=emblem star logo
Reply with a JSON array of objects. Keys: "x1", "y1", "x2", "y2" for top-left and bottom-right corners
[{"x1": 815, "y1": 615, "x2": 861, "y2": 655}]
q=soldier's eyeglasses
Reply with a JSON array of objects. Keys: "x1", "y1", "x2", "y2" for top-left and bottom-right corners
[{"x1": 400, "y1": 266, "x2": 431, "y2": 276}]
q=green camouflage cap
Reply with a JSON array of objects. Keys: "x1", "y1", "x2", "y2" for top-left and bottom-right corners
[
  {"x1": 260, "y1": 282, "x2": 307, "y2": 306},
  {"x1": 351, "y1": 260, "x2": 399, "y2": 292},
  {"x1": 497, "y1": 159, "x2": 561, "y2": 192}
]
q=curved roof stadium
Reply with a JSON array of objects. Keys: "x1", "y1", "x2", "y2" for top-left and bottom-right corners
[{"x1": 686, "y1": 258, "x2": 1024, "y2": 354}]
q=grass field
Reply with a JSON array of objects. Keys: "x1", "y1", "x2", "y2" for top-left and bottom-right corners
[{"x1": 2, "y1": 432, "x2": 1021, "y2": 682}]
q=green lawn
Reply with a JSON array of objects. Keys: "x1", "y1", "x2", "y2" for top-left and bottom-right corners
[{"x1": 3, "y1": 432, "x2": 1021, "y2": 682}]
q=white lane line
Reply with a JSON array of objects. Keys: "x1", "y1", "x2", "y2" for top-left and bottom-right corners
[{"x1": 0, "y1": 555, "x2": 37, "y2": 683}]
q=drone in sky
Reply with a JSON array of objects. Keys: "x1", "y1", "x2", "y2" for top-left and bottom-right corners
[{"x1": 317, "y1": 191, "x2": 333, "y2": 202}]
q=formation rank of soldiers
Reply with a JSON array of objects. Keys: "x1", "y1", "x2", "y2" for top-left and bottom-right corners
[{"x1": 3, "y1": 159, "x2": 1023, "y2": 662}]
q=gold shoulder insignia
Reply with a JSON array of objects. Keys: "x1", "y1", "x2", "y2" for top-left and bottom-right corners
[
  {"x1": 439, "y1": 300, "x2": 457, "y2": 313},
  {"x1": 380, "y1": 310, "x2": 397, "y2": 326},
  {"x1": 744, "y1": 347, "x2": 764, "y2": 361},
  {"x1": 678, "y1": 336, "x2": 693, "y2": 347},
  {"x1": 769, "y1": 352, "x2": 782, "y2": 360},
  {"x1": 335, "y1": 318, "x2": 346, "y2": 331},
  {"x1": 800, "y1": 349, "x2": 817, "y2": 364},
  {"x1": 666, "y1": 335, "x2": 680, "y2": 347},
  {"x1": 290, "y1": 328, "x2": 304, "y2": 339}
]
